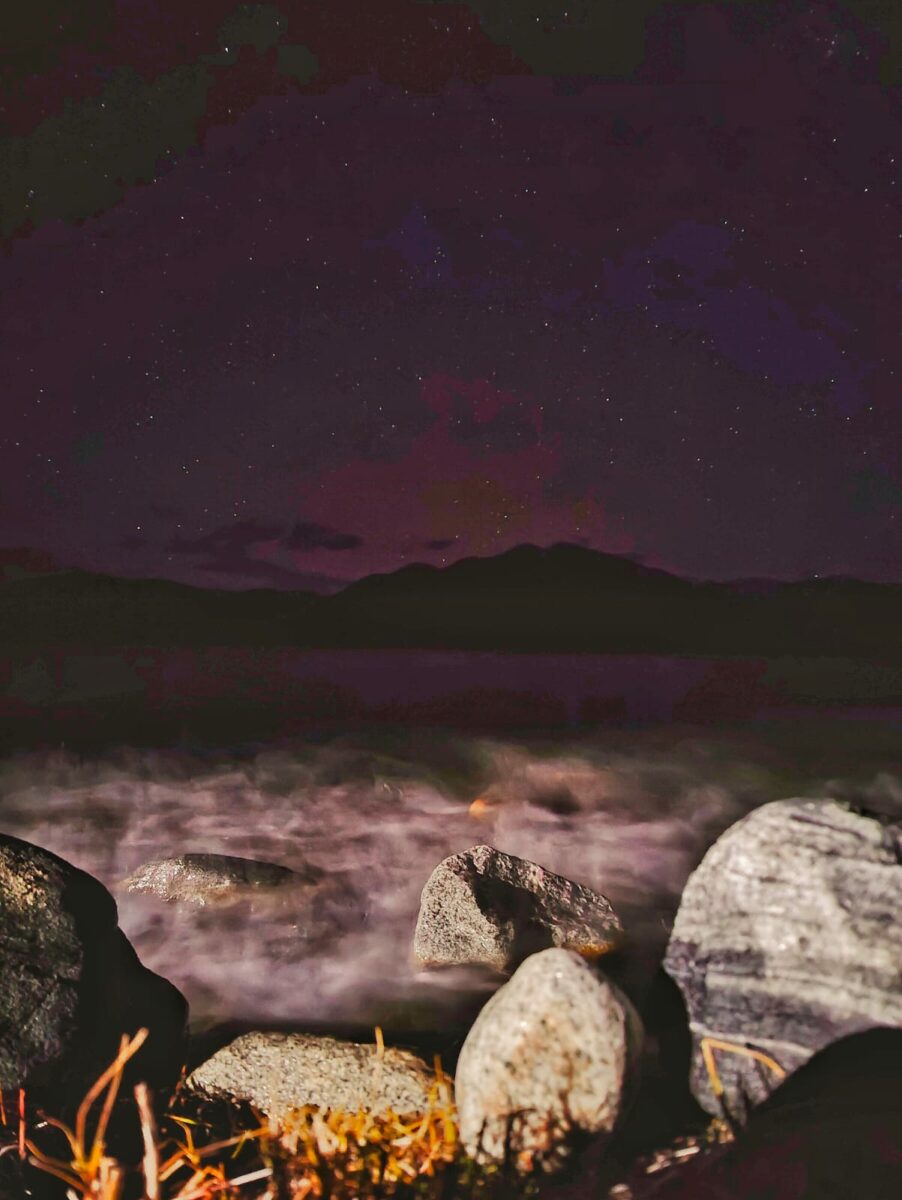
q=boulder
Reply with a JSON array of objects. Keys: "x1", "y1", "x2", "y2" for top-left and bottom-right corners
[
  {"x1": 413, "y1": 845, "x2": 622, "y2": 971},
  {"x1": 121, "y1": 853, "x2": 319, "y2": 906},
  {"x1": 454, "y1": 948, "x2": 643, "y2": 1173},
  {"x1": 0, "y1": 832, "x2": 187, "y2": 1110},
  {"x1": 639, "y1": 1027, "x2": 902, "y2": 1200},
  {"x1": 186, "y1": 1031, "x2": 434, "y2": 1123},
  {"x1": 663, "y1": 798, "x2": 902, "y2": 1123}
]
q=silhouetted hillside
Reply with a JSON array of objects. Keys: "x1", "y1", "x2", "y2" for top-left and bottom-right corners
[
  {"x1": 1, "y1": 543, "x2": 901, "y2": 658},
  {"x1": 0, "y1": 568, "x2": 324, "y2": 648},
  {"x1": 324, "y1": 543, "x2": 727, "y2": 652}
]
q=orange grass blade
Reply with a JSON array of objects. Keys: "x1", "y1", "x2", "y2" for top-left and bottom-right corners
[
  {"x1": 700, "y1": 1036, "x2": 787, "y2": 1094},
  {"x1": 33, "y1": 1114, "x2": 81, "y2": 1159},
  {"x1": 135, "y1": 1083, "x2": 160, "y2": 1200},
  {"x1": 24, "y1": 1142, "x2": 84, "y2": 1191},
  {"x1": 74, "y1": 1028, "x2": 148, "y2": 1159}
]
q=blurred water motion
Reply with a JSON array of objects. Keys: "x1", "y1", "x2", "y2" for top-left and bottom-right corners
[{"x1": 0, "y1": 722, "x2": 900, "y2": 1036}]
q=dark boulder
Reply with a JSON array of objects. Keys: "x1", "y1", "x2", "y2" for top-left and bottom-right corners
[
  {"x1": 0, "y1": 832, "x2": 187, "y2": 1113},
  {"x1": 642, "y1": 1027, "x2": 902, "y2": 1200}
]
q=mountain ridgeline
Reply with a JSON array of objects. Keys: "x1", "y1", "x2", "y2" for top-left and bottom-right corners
[{"x1": 2, "y1": 543, "x2": 900, "y2": 658}]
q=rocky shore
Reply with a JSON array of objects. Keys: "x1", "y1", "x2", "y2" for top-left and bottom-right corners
[{"x1": 1, "y1": 794, "x2": 901, "y2": 1197}]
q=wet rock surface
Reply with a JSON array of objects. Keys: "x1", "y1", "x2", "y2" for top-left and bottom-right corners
[{"x1": 122, "y1": 852, "x2": 319, "y2": 905}]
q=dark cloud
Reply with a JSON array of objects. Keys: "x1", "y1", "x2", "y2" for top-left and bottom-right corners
[
  {"x1": 3, "y1": 64, "x2": 215, "y2": 237},
  {"x1": 2, "y1": 3, "x2": 900, "y2": 588},
  {"x1": 72, "y1": 431, "x2": 105, "y2": 465},
  {"x1": 285, "y1": 522, "x2": 364, "y2": 552},
  {"x1": 426, "y1": 374, "x2": 541, "y2": 456},
  {"x1": 159, "y1": 520, "x2": 345, "y2": 591},
  {"x1": 166, "y1": 520, "x2": 286, "y2": 557},
  {"x1": 194, "y1": 556, "x2": 343, "y2": 593},
  {"x1": 850, "y1": 467, "x2": 902, "y2": 515},
  {"x1": 0, "y1": 0, "x2": 521, "y2": 243}
]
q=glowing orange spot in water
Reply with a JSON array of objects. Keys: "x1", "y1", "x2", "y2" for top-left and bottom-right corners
[{"x1": 468, "y1": 796, "x2": 495, "y2": 818}]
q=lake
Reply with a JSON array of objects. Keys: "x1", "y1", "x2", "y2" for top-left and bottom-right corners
[
  {"x1": 5, "y1": 647, "x2": 902, "y2": 753},
  {"x1": 1, "y1": 649, "x2": 901, "y2": 1046}
]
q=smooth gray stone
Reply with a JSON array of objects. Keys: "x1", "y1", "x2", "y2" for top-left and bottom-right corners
[
  {"x1": 454, "y1": 948, "x2": 643, "y2": 1173},
  {"x1": 663, "y1": 797, "x2": 902, "y2": 1123},
  {"x1": 186, "y1": 1031, "x2": 435, "y2": 1122},
  {"x1": 0, "y1": 832, "x2": 187, "y2": 1110},
  {"x1": 413, "y1": 844, "x2": 622, "y2": 971}
]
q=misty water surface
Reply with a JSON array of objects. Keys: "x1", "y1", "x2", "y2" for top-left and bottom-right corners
[{"x1": 2, "y1": 715, "x2": 902, "y2": 1039}]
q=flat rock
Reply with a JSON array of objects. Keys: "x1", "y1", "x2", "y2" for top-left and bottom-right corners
[
  {"x1": 186, "y1": 1031, "x2": 435, "y2": 1123},
  {"x1": 454, "y1": 948, "x2": 643, "y2": 1173},
  {"x1": 663, "y1": 798, "x2": 902, "y2": 1123},
  {"x1": 122, "y1": 853, "x2": 319, "y2": 906},
  {"x1": 413, "y1": 844, "x2": 622, "y2": 971},
  {"x1": 0, "y1": 832, "x2": 187, "y2": 1110}
]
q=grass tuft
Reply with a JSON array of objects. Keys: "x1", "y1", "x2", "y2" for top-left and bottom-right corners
[{"x1": 2, "y1": 1031, "x2": 539, "y2": 1200}]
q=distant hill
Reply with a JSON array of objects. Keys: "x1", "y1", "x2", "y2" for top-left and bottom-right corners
[
  {"x1": 1, "y1": 542, "x2": 900, "y2": 658},
  {"x1": 0, "y1": 546, "x2": 66, "y2": 581}
]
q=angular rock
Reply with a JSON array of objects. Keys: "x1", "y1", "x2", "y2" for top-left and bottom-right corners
[
  {"x1": 186, "y1": 1031, "x2": 434, "y2": 1122},
  {"x1": 663, "y1": 798, "x2": 902, "y2": 1123},
  {"x1": 121, "y1": 853, "x2": 319, "y2": 906},
  {"x1": 0, "y1": 833, "x2": 187, "y2": 1109},
  {"x1": 413, "y1": 844, "x2": 622, "y2": 971},
  {"x1": 454, "y1": 948, "x2": 643, "y2": 1173}
]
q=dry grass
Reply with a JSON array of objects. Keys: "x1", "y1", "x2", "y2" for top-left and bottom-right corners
[
  {"x1": 0, "y1": 1029, "x2": 768, "y2": 1200},
  {"x1": 1, "y1": 1029, "x2": 537, "y2": 1200}
]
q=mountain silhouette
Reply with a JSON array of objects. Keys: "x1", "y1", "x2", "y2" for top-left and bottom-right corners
[{"x1": 1, "y1": 542, "x2": 900, "y2": 658}]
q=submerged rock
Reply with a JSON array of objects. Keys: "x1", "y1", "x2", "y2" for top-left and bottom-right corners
[
  {"x1": 0, "y1": 832, "x2": 187, "y2": 1109},
  {"x1": 663, "y1": 797, "x2": 902, "y2": 1123},
  {"x1": 186, "y1": 1031, "x2": 435, "y2": 1122},
  {"x1": 122, "y1": 852, "x2": 318, "y2": 906},
  {"x1": 413, "y1": 844, "x2": 622, "y2": 971},
  {"x1": 454, "y1": 948, "x2": 643, "y2": 1172}
]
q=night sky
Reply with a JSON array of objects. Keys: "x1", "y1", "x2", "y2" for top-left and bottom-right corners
[{"x1": 2, "y1": 1, "x2": 900, "y2": 595}]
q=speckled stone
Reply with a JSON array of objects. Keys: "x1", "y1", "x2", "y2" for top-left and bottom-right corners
[
  {"x1": 454, "y1": 948, "x2": 643, "y2": 1172},
  {"x1": 664, "y1": 797, "x2": 902, "y2": 1124},
  {"x1": 122, "y1": 853, "x2": 317, "y2": 905},
  {"x1": 413, "y1": 844, "x2": 622, "y2": 972},
  {"x1": 186, "y1": 1031, "x2": 435, "y2": 1121},
  {"x1": 0, "y1": 832, "x2": 187, "y2": 1107}
]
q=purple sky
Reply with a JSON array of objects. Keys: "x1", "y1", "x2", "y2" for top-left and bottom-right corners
[{"x1": 1, "y1": 2, "x2": 900, "y2": 592}]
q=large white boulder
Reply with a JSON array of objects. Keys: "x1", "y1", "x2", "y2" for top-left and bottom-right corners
[{"x1": 664, "y1": 797, "x2": 902, "y2": 1123}]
